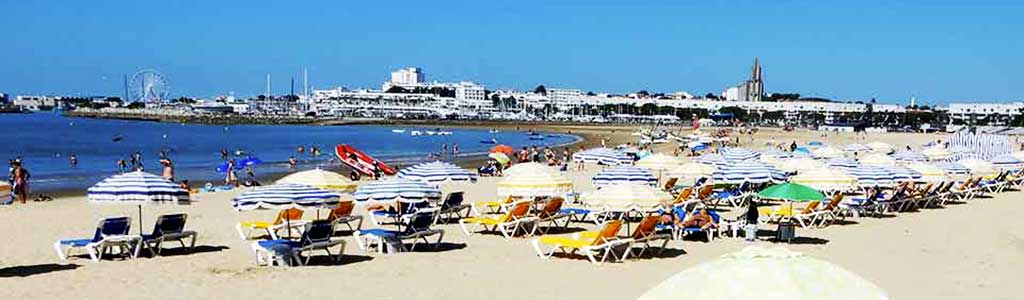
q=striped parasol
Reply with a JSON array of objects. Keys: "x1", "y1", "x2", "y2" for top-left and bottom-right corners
[
  {"x1": 232, "y1": 183, "x2": 343, "y2": 211},
  {"x1": 497, "y1": 169, "x2": 573, "y2": 198},
  {"x1": 581, "y1": 182, "x2": 672, "y2": 211},
  {"x1": 931, "y1": 162, "x2": 972, "y2": 179},
  {"x1": 892, "y1": 150, "x2": 928, "y2": 163},
  {"x1": 711, "y1": 161, "x2": 788, "y2": 184},
  {"x1": 876, "y1": 165, "x2": 923, "y2": 182},
  {"x1": 956, "y1": 159, "x2": 999, "y2": 177},
  {"x1": 843, "y1": 165, "x2": 897, "y2": 188},
  {"x1": 812, "y1": 146, "x2": 844, "y2": 159},
  {"x1": 905, "y1": 163, "x2": 950, "y2": 183},
  {"x1": 921, "y1": 147, "x2": 951, "y2": 161},
  {"x1": 571, "y1": 147, "x2": 632, "y2": 165},
  {"x1": 843, "y1": 144, "x2": 871, "y2": 152},
  {"x1": 990, "y1": 154, "x2": 1024, "y2": 171},
  {"x1": 694, "y1": 153, "x2": 731, "y2": 167},
  {"x1": 276, "y1": 169, "x2": 357, "y2": 192},
  {"x1": 867, "y1": 142, "x2": 895, "y2": 154},
  {"x1": 87, "y1": 171, "x2": 189, "y2": 204},
  {"x1": 397, "y1": 161, "x2": 477, "y2": 183},
  {"x1": 352, "y1": 179, "x2": 442, "y2": 204},
  {"x1": 774, "y1": 157, "x2": 825, "y2": 173},
  {"x1": 761, "y1": 149, "x2": 794, "y2": 160},
  {"x1": 593, "y1": 165, "x2": 657, "y2": 187},
  {"x1": 859, "y1": 153, "x2": 897, "y2": 166},
  {"x1": 826, "y1": 158, "x2": 861, "y2": 169},
  {"x1": 635, "y1": 153, "x2": 684, "y2": 171},
  {"x1": 946, "y1": 131, "x2": 1012, "y2": 161},
  {"x1": 720, "y1": 147, "x2": 761, "y2": 162},
  {"x1": 503, "y1": 162, "x2": 558, "y2": 176},
  {"x1": 789, "y1": 168, "x2": 858, "y2": 192}
]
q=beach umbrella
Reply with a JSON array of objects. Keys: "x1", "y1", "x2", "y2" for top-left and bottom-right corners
[
  {"x1": 905, "y1": 163, "x2": 950, "y2": 183},
  {"x1": 990, "y1": 154, "x2": 1024, "y2": 171},
  {"x1": 635, "y1": 153, "x2": 684, "y2": 171},
  {"x1": 637, "y1": 246, "x2": 890, "y2": 300},
  {"x1": 488, "y1": 152, "x2": 510, "y2": 166},
  {"x1": 789, "y1": 168, "x2": 858, "y2": 192},
  {"x1": 843, "y1": 143, "x2": 871, "y2": 152},
  {"x1": 932, "y1": 162, "x2": 972, "y2": 179},
  {"x1": 922, "y1": 147, "x2": 951, "y2": 161},
  {"x1": 774, "y1": 157, "x2": 824, "y2": 173},
  {"x1": 503, "y1": 162, "x2": 558, "y2": 176},
  {"x1": 807, "y1": 141, "x2": 825, "y2": 147},
  {"x1": 489, "y1": 144, "x2": 514, "y2": 155},
  {"x1": 276, "y1": 169, "x2": 357, "y2": 192},
  {"x1": 87, "y1": 171, "x2": 190, "y2": 234},
  {"x1": 666, "y1": 162, "x2": 717, "y2": 185},
  {"x1": 497, "y1": 170, "x2": 573, "y2": 198},
  {"x1": 352, "y1": 179, "x2": 442, "y2": 204},
  {"x1": 711, "y1": 161, "x2": 787, "y2": 185},
  {"x1": 956, "y1": 159, "x2": 999, "y2": 177},
  {"x1": 232, "y1": 183, "x2": 342, "y2": 211},
  {"x1": 867, "y1": 142, "x2": 895, "y2": 154},
  {"x1": 892, "y1": 150, "x2": 928, "y2": 163},
  {"x1": 826, "y1": 157, "x2": 860, "y2": 169},
  {"x1": 1012, "y1": 151, "x2": 1024, "y2": 162},
  {"x1": 720, "y1": 147, "x2": 761, "y2": 162},
  {"x1": 877, "y1": 165, "x2": 923, "y2": 182},
  {"x1": 581, "y1": 182, "x2": 672, "y2": 211},
  {"x1": 592, "y1": 165, "x2": 657, "y2": 187},
  {"x1": 397, "y1": 161, "x2": 477, "y2": 183},
  {"x1": 859, "y1": 153, "x2": 896, "y2": 166},
  {"x1": 812, "y1": 146, "x2": 844, "y2": 159},
  {"x1": 694, "y1": 153, "x2": 730, "y2": 167},
  {"x1": 571, "y1": 147, "x2": 632, "y2": 166},
  {"x1": 844, "y1": 165, "x2": 897, "y2": 188},
  {"x1": 760, "y1": 149, "x2": 793, "y2": 160},
  {"x1": 757, "y1": 183, "x2": 824, "y2": 202}
]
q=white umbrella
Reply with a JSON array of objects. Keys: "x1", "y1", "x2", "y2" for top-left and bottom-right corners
[
  {"x1": 232, "y1": 183, "x2": 343, "y2": 211},
  {"x1": 635, "y1": 153, "x2": 684, "y2": 171},
  {"x1": 990, "y1": 154, "x2": 1024, "y2": 171},
  {"x1": 844, "y1": 165, "x2": 897, "y2": 188},
  {"x1": 592, "y1": 165, "x2": 657, "y2": 187},
  {"x1": 503, "y1": 162, "x2": 558, "y2": 176},
  {"x1": 775, "y1": 157, "x2": 824, "y2": 173},
  {"x1": 497, "y1": 170, "x2": 573, "y2": 198},
  {"x1": 694, "y1": 153, "x2": 730, "y2": 167},
  {"x1": 859, "y1": 153, "x2": 896, "y2": 166},
  {"x1": 638, "y1": 246, "x2": 890, "y2": 300},
  {"x1": 956, "y1": 159, "x2": 999, "y2": 177},
  {"x1": 720, "y1": 147, "x2": 761, "y2": 162},
  {"x1": 276, "y1": 169, "x2": 357, "y2": 192},
  {"x1": 352, "y1": 179, "x2": 442, "y2": 204},
  {"x1": 867, "y1": 142, "x2": 895, "y2": 154},
  {"x1": 581, "y1": 182, "x2": 672, "y2": 211},
  {"x1": 843, "y1": 143, "x2": 871, "y2": 152},
  {"x1": 87, "y1": 171, "x2": 190, "y2": 234},
  {"x1": 789, "y1": 168, "x2": 858, "y2": 192},
  {"x1": 812, "y1": 146, "x2": 844, "y2": 159},
  {"x1": 905, "y1": 163, "x2": 949, "y2": 183},
  {"x1": 892, "y1": 150, "x2": 928, "y2": 163},
  {"x1": 826, "y1": 158, "x2": 860, "y2": 169}
]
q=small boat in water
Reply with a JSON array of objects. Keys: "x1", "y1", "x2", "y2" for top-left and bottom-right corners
[
  {"x1": 480, "y1": 138, "x2": 497, "y2": 144},
  {"x1": 410, "y1": 131, "x2": 423, "y2": 136},
  {"x1": 528, "y1": 135, "x2": 545, "y2": 141},
  {"x1": 489, "y1": 129, "x2": 500, "y2": 134},
  {"x1": 391, "y1": 129, "x2": 406, "y2": 133}
]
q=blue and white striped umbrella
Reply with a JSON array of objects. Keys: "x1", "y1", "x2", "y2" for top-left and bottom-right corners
[
  {"x1": 760, "y1": 149, "x2": 794, "y2": 159},
  {"x1": 694, "y1": 154, "x2": 731, "y2": 167},
  {"x1": 720, "y1": 147, "x2": 761, "y2": 162},
  {"x1": 990, "y1": 154, "x2": 1024, "y2": 171},
  {"x1": 592, "y1": 165, "x2": 657, "y2": 187},
  {"x1": 572, "y1": 147, "x2": 633, "y2": 166},
  {"x1": 946, "y1": 131, "x2": 1012, "y2": 161},
  {"x1": 826, "y1": 158, "x2": 861, "y2": 169},
  {"x1": 877, "y1": 165, "x2": 923, "y2": 182},
  {"x1": 844, "y1": 144, "x2": 871, "y2": 152},
  {"x1": 232, "y1": 183, "x2": 342, "y2": 211},
  {"x1": 397, "y1": 161, "x2": 477, "y2": 183},
  {"x1": 843, "y1": 165, "x2": 897, "y2": 188},
  {"x1": 87, "y1": 171, "x2": 189, "y2": 204},
  {"x1": 892, "y1": 150, "x2": 928, "y2": 163},
  {"x1": 711, "y1": 161, "x2": 788, "y2": 184},
  {"x1": 933, "y1": 162, "x2": 972, "y2": 178},
  {"x1": 353, "y1": 179, "x2": 442, "y2": 204}
]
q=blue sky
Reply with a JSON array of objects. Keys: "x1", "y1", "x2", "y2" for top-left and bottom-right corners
[{"x1": 1, "y1": 0, "x2": 1021, "y2": 104}]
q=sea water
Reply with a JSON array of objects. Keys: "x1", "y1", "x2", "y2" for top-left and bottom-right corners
[{"x1": 0, "y1": 113, "x2": 580, "y2": 192}]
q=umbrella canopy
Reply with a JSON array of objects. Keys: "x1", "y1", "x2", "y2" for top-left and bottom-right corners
[
  {"x1": 932, "y1": 162, "x2": 972, "y2": 179},
  {"x1": 666, "y1": 162, "x2": 717, "y2": 179},
  {"x1": 276, "y1": 169, "x2": 357, "y2": 192},
  {"x1": 352, "y1": 179, "x2": 442, "y2": 204},
  {"x1": 720, "y1": 147, "x2": 761, "y2": 162},
  {"x1": 503, "y1": 162, "x2": 558, "y2": 176},
  {"x1": 571, "y1": 147, "x2": 632, "y2": 165},
  {"x1": 956, "y1": 159, "x2": 999, "y2": 177},
  {"x1": 581, "y1": 183, "x2": 672, "y2": 210},
  {"x1": 397, "y1": 161, "x2": 477, "y2": 183},
  {"x1": 592, "y1": 165, "x2": 657, "y2": 187},
  {"x1": 789, "y1": 168, "x2": 858, "y2": 192},
  {"x1": 87, "y1": 171, "x2": 189, "y2": 204},
  {"x1": 637, "y1": 246, "x2": 890, "y2": 300},
  {"x1": 757, "y1": 183, "x2": 825, "y2": 202},
  {"x1": 489, "y1": 144, "x2": 515, "y2": 155},
  {"x1": 497, "y1": 170, "x2": 573, "y2": 198},
  {"x1": 232, "y1": 183, "x2": 342, "y2": 211},
  {"x1": 1012, "y1": 151, "x2": 1024, "y2": 162},
  {"x1": 877, "y1": 165, "x2": 923, "y2": 182},
  {"x1": 693, "y1": 153, "x2": 730, "y2": 167},
  {"x1": 635, "y1": 153, "x2": 684, "y2": 171},
  {"x1": 711, "y1": 161, "x2": 787, "y2": 184},
  {"x1": 844, "y1": 165, "x2": 897, "y2": 188},
  {"x1": 843, "y1": 143, "x2": 871, "y2": 152},
  {"x1": 760, "y1": 149, "x2": 794, "y2": 159},
  {"x1": 826, "y1": 158, "x2": 861, "y2": 169},
  {"x1": 892, "y1": 150, "x2": 928, "y2": 163},
  {"x1": 859, "y1": 153, "x2": 896, "y2": 166},
  {"x1": 867, "y1": 142, "x2": 895, "y2": 154},
  {"x1": 775, "y1": 157, "x2": 825, "y2": 173},
  {"x1": 922, "y1": 147, "x2": 951, "y2": 160},
  {"x1": 488, "y1": 152, "x2": 510, "y2": 165},
  {"x1": 990, "y1": 154, "x2": 1024, "y2": 171},
  {"x1": 812, "y1": 146, "x2": 844, "y2": 159},
  {"x1": 905, "y1": 163, "x2": 950, "y2": 182}
]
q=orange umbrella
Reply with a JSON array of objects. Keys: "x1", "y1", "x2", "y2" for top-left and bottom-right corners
[{"x1": 490, "y1": 144, "x2": 514, "y2": 155}]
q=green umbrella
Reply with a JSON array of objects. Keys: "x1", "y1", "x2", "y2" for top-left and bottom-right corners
[{"x1": 757, "y1": 183, "x2": 824, "y2": 202}]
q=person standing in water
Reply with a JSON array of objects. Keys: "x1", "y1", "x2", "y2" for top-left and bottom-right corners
[
  {"x1": 11, "y1": 161, "x2": 29, "y2": 204},
  {"x1": 452, "y1": 144, "x2": 459, "y2": 157},
  {"x1": 289, "y1": 156, "x2": 297, "y2": 170},
  {"x1": 160, "y1": 158, "x2": 175, "y2": 182},
  {"x1": 69, "y1": 154, "x2": 78, "y2": 168},
  {"x1": 225, "y1": 159, "x2": 238, "y2": 187},
  {"x1": 117, "y1": 159, "x2": 128, "y2": 174},
  {"x1": 221, "y1": 148, "x2": 229, "y2": 160}
]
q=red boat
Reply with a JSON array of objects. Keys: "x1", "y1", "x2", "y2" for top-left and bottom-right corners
[{"x1": 335, "y1": 144, "x2": 396, "y2": 176}]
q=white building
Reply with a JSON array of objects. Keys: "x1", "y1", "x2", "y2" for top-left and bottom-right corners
[
  {"x1": 13, "y1": 95, "x2": 59, "y2": 111},
  {"x1": 454, "y1": 81, "x2": 487, "y2": 108},
  {"x1": 722, "y1": 87, "x2": 740, "y2": 101},
  {"x1": 947, "y1": 102, "x2": 1024, "y2": 125},
  {"x1": 547, "y1": 88, "x2": 583, "y2": 103},
  {"x1": 390, "y1": 67, "x2": 424, "y2": 86}
]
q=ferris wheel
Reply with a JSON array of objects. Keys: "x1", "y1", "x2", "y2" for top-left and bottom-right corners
[{"x1": 128, "y1": 69, "x2": 169, "y2": 103}]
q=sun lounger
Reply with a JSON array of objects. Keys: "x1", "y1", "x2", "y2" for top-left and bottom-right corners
[
  {"x1": 472, "y1": 195, "x2": 518, "y2": 215},
  {"x1": 354, "y1": 209, "x2": 445, "y2": 253},
  {"x1": 622, "y1": 215, "x2": 671, "y2": 259},
  {"x1": 680, "y1": 210, "x2": 722, "y2": 241},
  {"x1": 369, "y1": 201, "x2": 428, "y2": 227},
  {"x1": 236, "y1": 208, "x2": 308, "y2": 240},
  {"x1": 140, "y1": 213, "x2": 198, "y2": 256},
  {"x1": 530, "y1": 220, "x2": 625, "y2": 265},
  {"x1": 251, "y1": 220, "x2": 345, "y2": 266},
  {"x1": 459, "y1": 200, "x2": 536, "y2": 239},
  {"x1": 435, "y1": 192, "x2": 471, "y2": 224},
  {"x1": 54, "y1": 216, "x2": 141, "y2": 261},
  {"x1": 808, "y1": 194, "x2": 844, "y2": 227},
  {"x1": 327, "y1": 201, "x2": 364, "y2": 232},
  {"x1": 530, "y1": 197, "x2": 573, "y2": 235}
]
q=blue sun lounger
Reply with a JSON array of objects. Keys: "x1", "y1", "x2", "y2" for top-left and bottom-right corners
[
  {"x1": 355, "y1": 209, "x2": 445, "y2": 254},
  {"x1": 140, "y1": 213, "x2": 198, "y2": 256},
  {"x1": 54, "y1": 216, "x2": 141, "y2": 261},
  {"x1": 251, "y1": 220, "x2": 345, "y2": 266}
]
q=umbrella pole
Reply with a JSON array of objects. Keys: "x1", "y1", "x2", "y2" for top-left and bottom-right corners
[{"x1": 138, "y1": 205, "x2": 143, "y2": 236}]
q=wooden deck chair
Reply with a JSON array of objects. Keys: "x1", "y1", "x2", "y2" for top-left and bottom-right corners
[
  {"x1": 809, "y1": 194, "x2": 844, "y2": 227},
  {"x1": 622, "y1": 215, "x2": 672, "y2": 259},
  {"x1": 790, "y1": 201, "x2": 821, "y2": 228},
  {"x1": 662, "y1": 177, "x2": 679, "y2": 192},
  {"x1": 530, "y1": 220, "x2": 625, "y2": 265}
]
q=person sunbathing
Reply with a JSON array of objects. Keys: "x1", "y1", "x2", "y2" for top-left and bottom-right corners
[{"x1": 680, "y1": 208, "x2": 718, "y2": 230}]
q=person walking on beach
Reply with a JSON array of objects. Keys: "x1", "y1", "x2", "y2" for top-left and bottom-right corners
[
  {"x1": 11, "y1": 161, "x2": 29, "y2": 204},
  {"x1": 69, "y1": 154, "x2": 78, "y2": 168},
  {"x1": 160, "y1": 158, "x2": 175, "y2": 182},
  {"x1": 289, "y1": 156, "x2": 297, "y2": 170},
  {"x1": 225, "y1": 159, "x2": 238, "y2": 187},
  {"x1": 452, "y1": 143, "x2": 459, "y2": 157}
]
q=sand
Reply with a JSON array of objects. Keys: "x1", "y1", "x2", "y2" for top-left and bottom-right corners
[{"x1": 0, "y1": 126, "x2": 1021, "y2": 300}]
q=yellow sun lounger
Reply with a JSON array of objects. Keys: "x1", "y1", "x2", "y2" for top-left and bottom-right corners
[
  {"x1": 460, "y1": 200, "x2": 535, "y2": 239},
  {"x1": 530, "y1": 220, "x2": 625, "y2": 264},
  {"x1": 236, "y1": 208, "x2": 308, "y2": 240}
]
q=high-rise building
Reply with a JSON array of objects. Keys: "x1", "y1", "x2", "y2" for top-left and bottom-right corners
[{"x1": 390, "y1": 67, "x2": 424, "y2": 85}]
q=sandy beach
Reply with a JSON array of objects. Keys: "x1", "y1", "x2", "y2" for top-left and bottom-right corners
[{"x1": 1, "y1": 126, "x2": 1021, "y2": 300}]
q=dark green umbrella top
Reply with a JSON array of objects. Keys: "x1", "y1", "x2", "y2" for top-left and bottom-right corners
[{"x1": 757, "y1": 183, "x2": 825, "y2": 202}]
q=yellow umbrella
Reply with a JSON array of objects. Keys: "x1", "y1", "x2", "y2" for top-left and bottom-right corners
[
  {"x1": 905, "y1": 163, "x2": 950, "y2": 182},
  {"x1": 581, "y1": 182, "x2": 672, "y2": 211},
  {"x1": 789, "y1": 168, "x2": 858, "y2": 192},
  {"x1": 276, "y1": 169, "x2": 357, "y2": 192},
  {"x1": 638, "y1": 246, "x2": 890, "y2": 300},
  {"x1": 956, "y1": 159, "x2": 999, "y2": 177},
  {"x1": 921, "y1": 147, "x2": 951, "y2": 160},
  {"x1": 812, "y1": 146, "x2": 844, "y2": 159},
  {"x1": 503, "y1": 162, "x2": 558, "y2": 176},
  {"x1": 859, "y1": 153, "x2": 896, "y2": 166},
  {"x1": 497, "y1": 170, "x2": 573, "y2": 198},
  {"x1": 777, "y1": 157, "x2": 824, "y2": 173},
  {"x1": 867, "y1": 142, "x2": 894, "y2": 154},
  {"x1": 635, "y1": 153, "x2": 684, "y2": 171}
]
